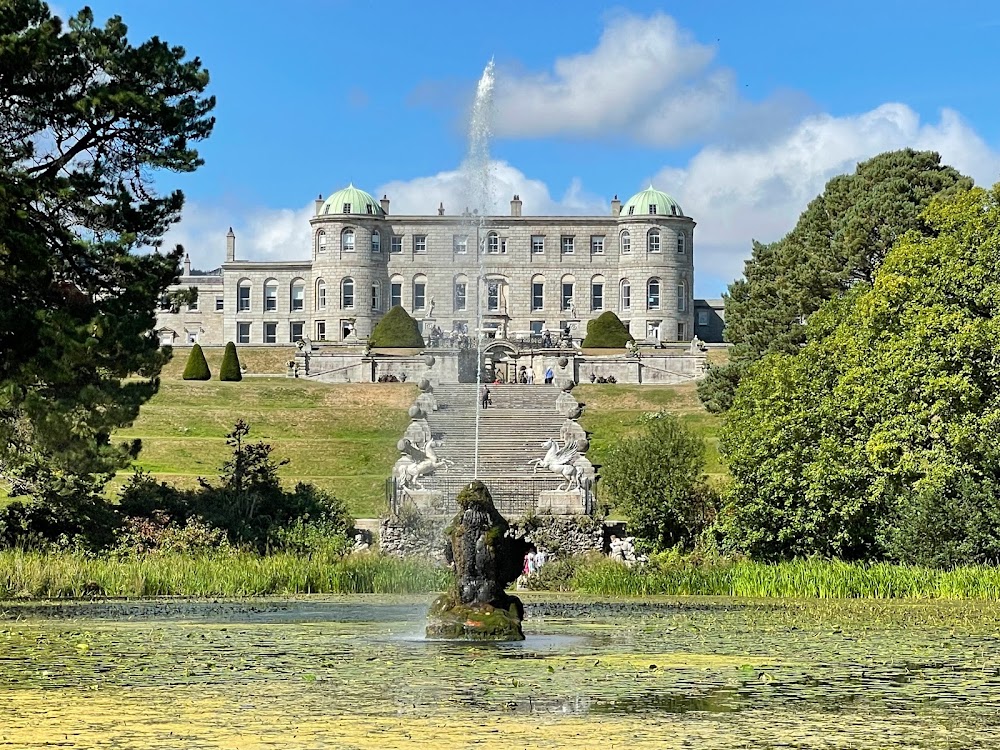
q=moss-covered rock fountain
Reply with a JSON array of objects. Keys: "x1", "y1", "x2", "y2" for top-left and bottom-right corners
[{"x1": 426, "y1": 481, "x2": 529, "y2": 641}]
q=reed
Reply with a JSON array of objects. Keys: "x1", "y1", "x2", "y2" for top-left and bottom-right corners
[
  {"x1": 0, "y1": 551, "x2": 451, "y2": 599},
  {"x1": 570, "y1": 557, "x2": 1000, "y2": 600}
]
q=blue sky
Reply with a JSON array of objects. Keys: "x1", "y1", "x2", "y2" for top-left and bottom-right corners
[{"x1": 69, "y1": 1, "x2": 1000, "y2": 297}]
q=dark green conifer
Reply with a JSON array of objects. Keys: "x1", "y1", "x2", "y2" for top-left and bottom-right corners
[
  {"x1": 219, "y1": 341, "x2": 242, "y2": 381},
  {"x1": 182, "y1": 343, "x2": 211, "y2": 380},
  {"x1": 368, "y1": 306, "x2": 425, "y2": 348},
  {"x1": 582, "y1": 311, "x2": 634, "y2": 348}
]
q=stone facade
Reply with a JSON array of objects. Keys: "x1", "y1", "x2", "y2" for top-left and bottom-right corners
[{"x1": 155, "y1": 185, "x2": 698, "y2": 348}]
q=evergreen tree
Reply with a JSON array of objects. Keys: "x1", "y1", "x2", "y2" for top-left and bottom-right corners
[
  {"x1": 582, "y1": 311, "x2": 634, "y2": 348},
  {"x1": 0, "y1": 1, "x2": 214, "y2": 498},
  {"x1": 369, "y1": 306, "x2": 425, "y2": 348},
  {"x1": 182, "y1": 344, "x2": 211, "y2": 381},
  {"x1": 219, "y1": 342, "x2": 242, "y2": 382}
]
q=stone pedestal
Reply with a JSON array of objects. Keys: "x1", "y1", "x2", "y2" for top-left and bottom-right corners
[
  {"x1": 537, "y1": 489, "x2": 587, "y2": 515},
  {"x1": 405, "y1": 489, "x2": 445, "y2": 513}
]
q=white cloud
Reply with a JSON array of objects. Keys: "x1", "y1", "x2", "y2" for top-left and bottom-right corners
[
  {"x1": 655, "y1": 104, "x2": 1000, "y2": 289},
  {"x1": 491, "y1": 12, "x2": 802, "y2": 147}
]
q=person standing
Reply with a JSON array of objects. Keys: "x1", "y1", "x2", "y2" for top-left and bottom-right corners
[
  {"x1": 481, "y1": 384, "x2": 491, "y2": 409},
  {"x1": 544, "y1": 367, "x2": 554, "y2": 385},
  {"x1": 526, "y1": 367, "x2": 535, "y2": 385}
]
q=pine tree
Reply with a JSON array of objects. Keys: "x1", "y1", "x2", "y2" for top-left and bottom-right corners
[
  {"x1": 182, "y1": 344, "x2": 211, "y2": 380},
  {"x1": 219, "y1": 341, "x2": 242, "y2": 382}
]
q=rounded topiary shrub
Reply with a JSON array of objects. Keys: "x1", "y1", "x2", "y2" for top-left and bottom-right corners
[
  {"x1": 582, "y1": 311, "x2": 634, "y2": 348},
  {"x1": 219, "y1": 341, "x2": 242, "y2": 382},
  {"x1": 182, "y1": 343, "x2": 211, "y2": 380},
  {"x1": 369, "y1": 306, "x2": 425, "y2": 348}
]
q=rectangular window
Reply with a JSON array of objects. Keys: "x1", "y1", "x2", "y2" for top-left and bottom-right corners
[
  {"x1": 649, "y1": 232, "x2": 661, "y2": 253},
  {"x1": 591, "y1": 283, "x2": 604, "y2": 311},
  {"x1": 186, "y1": 330, "x2": 197, "y2": 344},
  {"x1": 454, "y1": 282, "x2": 467, "y2": 311},
  {"x1": 390, "y1": 283, "x2": 402, "y2": 308},
  {"x1": 371, "y1": 284, "x2": 381, "y2": 311},
  {"x1": 647, "y1": 320, "x2": 661, "y2": 340},
  {"x1": 487, "y1": 281, "x2": 500, "y2": 312},
  {"x1": 697, "y1": 309, "x2": 709, "y2": 327},
  {"x1": 342, "y1": 203, "x2": 351, "y2": 214},
  {"x1": 677, "y1": 234, "x2": 685, "y2": 253},
  {"x1": 621, "y1": 233, "x2": 631, "y2": 253},
  {"x1": 265, "y1": 286, "x2": 277, "y2": 312},
  {"x1": 291, "y1": 286, "x2": 304, "y2": 312},
  {"x1": 187, "y1": 298, "x2": 198, "y2": 311},
  {"x1": 531, "y1": 282, "x2": 544, "y2": 311},
  {"x1": 343, "y1": 284, "x2": 354, "y2": 309},
  {"x1": 414, "y1": 235, "x2": 427, "y2": 253},
  {"x1": 237, "y1": 322, "x2": 250, "y2": 344},
  {"x1": 215, "y1": 296, "x2": 224, "y2": 311},
  {"x1": 500, "y1": 238, "x2": 508, "y2": 254},
  {"x1": 487, "y1": 234, "x2": 499, "y2": 253},
  {"x1": 531, "y1": 235, "x2": 545, "y2": 254},
  {"x1": 621, "y1": 283, "x2": 631, "y2": 310},
  {"x1": 290, "y1": 322, "x2": 304, "y2": 342},
  {"x1": 414, "y1": 283, "x2": 426, "y2": 310},
  {"x1": 677, "y1": 285, "x2": 686, "y2": 312},
  {"x1": 562, "y1": 282, "x2": 574, "y2": 311},
  {"x1": 530, "y1": 320, "x2": 544, "y2": 335},
  {"x1": 561, "y1": 236, "x2": 574, "y2": 254},
  {"x1": 318, "y1": 285, "x2": 327, "y2": 309},
  {"x1": 453, "y1": 235, "x2": 468, "y2": 254},
  {"x1": 371, "y1": 233, "x2": 381, "y2": 253},
  {"x1": 390, "y1": 236, "x2": 402, "y2": 253},
  {"x1": 591, "y1": 236, "x2": 605, "y2": 255},
  {"x1": 264, "y1": 322, "x2": 277, "y2": 344},
  {"x1": 238, "y1": 286, "x2": 251, "y2": 312},
  {"x1": 341, "y1": 320, "x2": 354, "y2": 340},
  {"x1": 676, "y1": 322, "x2": 685, "y2": 341},
  {"x1": 648, "y1": 204, "x2": 658, "y2": 215},
  {"x1": 316, "y1": 321, "x2": 327, "y2": 341}
]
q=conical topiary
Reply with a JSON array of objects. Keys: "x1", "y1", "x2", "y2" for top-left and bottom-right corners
[
  {"x1": 369, "y1": 305, "x2": 425, "y2": 348},
  {"x1": 182, "y1": 343, "x2": 211, "y2": 380},
  {"x1": 219, "y1": 341, "x2": 242, "y2": 382},
  {"x1": 582, "y1": 311, "x2": 635, "y2": 348}
]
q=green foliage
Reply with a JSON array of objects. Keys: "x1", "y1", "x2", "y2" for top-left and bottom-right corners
[
  {"x1": 706, "y1": 149, "x2": 972, "y2": 411},
  {"x1": 0, "y1": 1, "x2": 214, "y2": 497},
  {"x1": 368, "y1": 306, "x2": 425, "y2": 348},
  {"x1": 182, "y1": 343, "x2": 211, "y2": 380},
  {"x1": 696, "y1": 361, "x2": 745, "y2": 414},
  {"x1": 582, "y1": 311, "x2": 634, "y2": 348},
  {"x1": 113, "y1": 512, "x2": 229, "y2": 557},
  {"x1": 219, "y1": 342, "x2": 243, "y2": 382},
  {"x1": 720, "y1": 185, "x2": 1000, "y2": 566},
  {"x1": 599, "y1": 411, "x2": 712, "y2": 550}
]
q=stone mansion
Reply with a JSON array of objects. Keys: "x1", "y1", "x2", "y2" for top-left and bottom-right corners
[{"x1": 156, "y1": 184, "x2": 722, "y2": 348}]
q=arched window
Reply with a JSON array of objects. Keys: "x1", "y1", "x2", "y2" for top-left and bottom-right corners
[
  {"x1": 342, "y1": 228, "x2": 355, "y2": 252},
  {"x1": 390, "y1": 275, "x2": 403, "y2": 308},
  {"x1": 371, "y1": 280, "x2": 382, "y2": 310},
  {"x1": 412, "y1": 275, "x2": 427, "y2": 311},
  {"x1": 315, "y1": 279, "x2": 327, "y2": 310},
  {"x1": 676, "y1": 232, "x2": 685, "y2": 253},
  {"x1": 341, "y1": 277, "x2": 355, "y2": 309},
  {"x1": 620, "y1": 230, "x2": 631, "y2": 253},
  {"x1": 371, "y1": 230, "x2": 381, "y2": 254},
  {"x1": 619, "y1": 279, "x2": 631, "y2": 311},
  {"x1": 237, "y1": 278, "x2": 252, "y2": 312},
  {"x1": 486, "y1": 231, "x2": 499, "y2": 254},
  {"x1": 647, "y1": 228, "x2": 660, "y2": 253},
  {"x1": 560, "y1": 274, "x2": 576, "y2": 312},
  {"x1": 264, "y1": 279, "x2": 278, "y2": 312},
  {"x1": 290, "y1": 279, "x2": 305, "y2": 312},
  {"x1": 454, "y1": 275, "x2": 468, "y2": 312},
  {"x1": 316, "y1": 230, "x2": 327, "y2": 254},
  {"x1": 590, "y1": 274, "x2": 605, "y2": 311},
  {"x1": 647, "y1": 278, "x2": 660, "y2": 310},
  {"x1": 531, "y1": 274, "x2": 545, "y2": 311},
  {"x1": 676, "y1": 281, "x2": 687, "y2": 312}
]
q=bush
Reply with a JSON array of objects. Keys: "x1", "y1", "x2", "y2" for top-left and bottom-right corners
[
  {"x1": 113, "y1": 512, "x2": 230, "y2": 557},
  {"x1": 368, "y1": 306, "x2": 425, "y2": 348},
  {"x1": 182, "y1": 343, "x2": 211, "y2": 380},
  {"x1": 219, "y1": 341, "x2": 242, "y2": 381},
  {"x1": 582, "y1": 311, "x2": 634, "y2": 348},
  {"x1": 599, "y1": 411, "x2": 712, "y2": 551}
]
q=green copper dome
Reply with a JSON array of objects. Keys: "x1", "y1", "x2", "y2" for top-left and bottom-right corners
[
  {"x1": 621, "y1": 186, "x2": 684, "y2": 218},
  {"x1": 320, "y1": 184, "x2": 385, "y2": 216}
]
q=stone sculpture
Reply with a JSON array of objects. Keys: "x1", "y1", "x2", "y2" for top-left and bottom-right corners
[
  {"x1": 426, "y1": 481, "x2": 528, "y2": 641},
  {"x1": 533, "y1": 439, "x2": 581, "y2": 491},
  {"x1": 394, "y1": 437, "x2": 451, "y2": 490}
]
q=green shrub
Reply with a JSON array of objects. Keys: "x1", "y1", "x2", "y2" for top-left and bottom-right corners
[
  {"x1": 582, "y1": 311, "x2": 634, "y2": 348},
  {"x1": 369, "y1": 306, "x2": 425, "y2": 348},
  {"x1": 219, "y1": 341, "x2": 242, "y2": 381},
  {"x1": 182, "y1": 343, "x2": 211, "y2": 380}
]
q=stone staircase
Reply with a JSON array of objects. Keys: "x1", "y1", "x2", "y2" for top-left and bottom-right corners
[{"x1": 425, "y1": 384, "x2": 565, "y2": 481}]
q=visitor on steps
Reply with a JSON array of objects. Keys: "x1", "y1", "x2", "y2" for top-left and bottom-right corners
[
  {"x1": 526, "y1": 368, "x2": 535, "y2": 384},
  {"x1": 544, "y1": 367, "x2": 554, "y2": 384},
  {"x1": 481, "y1": 385, "x2": 491, "y2": 409}
]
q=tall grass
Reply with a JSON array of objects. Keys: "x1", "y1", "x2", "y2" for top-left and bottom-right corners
[
  {"x1": 0, "y1": 551, "x2": 451, "y2": 599},
  {"x1": 570, "y1": 557, "x2": 1000, "y2": 599}
]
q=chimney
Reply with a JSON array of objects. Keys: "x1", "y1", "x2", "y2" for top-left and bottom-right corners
[
  {"x1": 314, "y1": 194, "x2": 324, "y2": 215},
  {"x1": 226, "y1": 227, "x2": 236, "y2": 262},
  {"x1": 611, "y1": 194, "x2": 621, "y2": 217},
  {"x1": 183, "y1": 252, "x2": 191, "y2": 276},
  {"x1": 510, "y1": 194, "x2": 522, "y2": 217},
  {"x1": 437, "y1": 202, "x2": 445, "y2": 216},
  {"x1": 380, "y1": 194, "x2": 390, "y2": 214}
]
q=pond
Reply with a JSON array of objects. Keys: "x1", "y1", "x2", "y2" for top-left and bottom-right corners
[{"x1": 2, "y1": 595, "x2": 999, "y2": 748}]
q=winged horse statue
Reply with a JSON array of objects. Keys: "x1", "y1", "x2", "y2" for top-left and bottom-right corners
[
  {"x1": 532, "y1": 439, "x2": 581, "y2": 491},
  {"x1": 395, "y1": 437, "x2": 452, "y2": 491}
]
